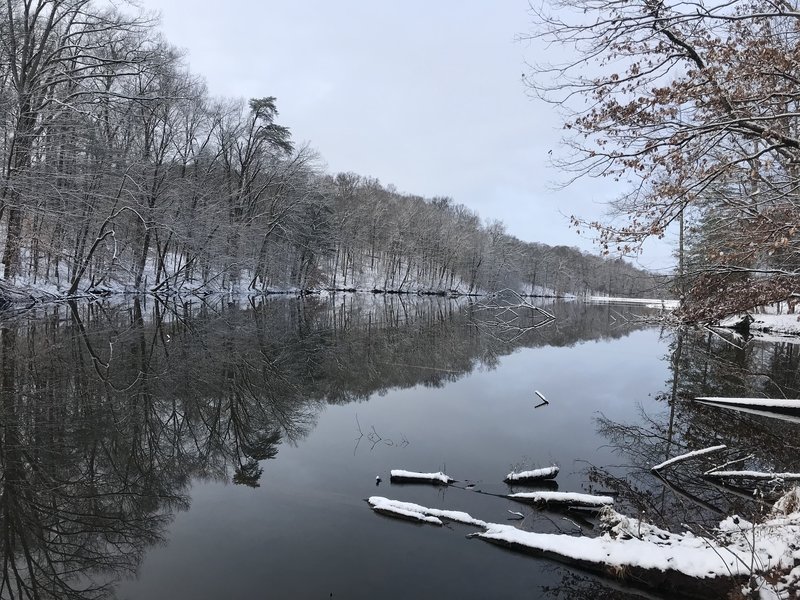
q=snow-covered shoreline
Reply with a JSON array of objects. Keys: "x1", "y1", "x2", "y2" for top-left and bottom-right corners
[
  {"x1": 0, "y1": 276, "x2": 682, "y2": 314},
  {"x1": 718, "y1": 312, "x2": 800, "y2": 337},
  {"x1": 589, "y1": 296, "x2": 679, "y2": 309}
]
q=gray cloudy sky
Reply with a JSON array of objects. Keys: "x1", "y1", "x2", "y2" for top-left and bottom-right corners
[{"x1": 138, "y1": 0, "x2": 673, "y2": 271}]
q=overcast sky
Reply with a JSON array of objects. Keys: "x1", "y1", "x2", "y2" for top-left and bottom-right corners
[{"x1": 137, "y1": 0, "x2": 673, "y2": 271}]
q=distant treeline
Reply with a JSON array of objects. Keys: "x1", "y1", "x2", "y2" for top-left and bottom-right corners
[{"x1": 0, "y1": 1, "x2": 665, "y2": 297}]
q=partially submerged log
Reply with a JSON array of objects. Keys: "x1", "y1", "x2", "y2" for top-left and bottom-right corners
[
  {"x1": 504, "y1": 466, "x2": 559, "y2": 484},
  {"x1": 716, "y1": 313, "x2": 754, "y2": 334},
  {"x1": 695, "y1": 396, "x2": 800, "y2": 424},
  {"x1": 473, "y1": 527, "x2": 739, "y2": 600},
  {"x1": 367, "y1": 496, "x2": 486, "y2": 527},
  {"x1": 369, "y1": 497, "x2": 444, "y2": 525},
  {"x1": 390, "y1": 469, "x2": 453, "y2": 485},
  {"x1": 365, "y1": 491, "x2": 800, "y2": 600},
  {"x1": 508, "y1": 491, "x2": 613, "y2": 510},
  {"x1": 366, "y1": 495, "x2": 743, "y2": 599},
  {"x1": 704, "y1": 470, "x2": 800, "y2": 481}
]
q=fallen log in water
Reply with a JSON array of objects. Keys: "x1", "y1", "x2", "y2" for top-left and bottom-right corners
[
  {"x1": 367, "y1": 497, "x2": 487, "y2": 527},
  {"x1": 504, "y1": 466, "x2": 559, "y2": 484},
  {"x1": 703, "y1": 470, "x2": 800, "y2": 481},
  {"x1": 695, "y1": 396, "x2": 800, "y2": 424},
  {"x1": 389, "y1": 469, "x2": 453, "y2": 485},
  {"x1": 508, "y1": 491, "x2": 613, "y2": 510},
  {"x1": 369, "y1": 498, "x2": 444, "y2": 525},
  {"x1": 472, "y1": 527, "x2": 740, "y2": 600}
]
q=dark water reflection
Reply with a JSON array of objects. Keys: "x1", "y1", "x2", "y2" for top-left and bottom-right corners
[
  {"x1": 592, "y1": 327, "x2": 800, "y2": 539},
  {"x1": 0, "y1": 295, "x2": 794, "y2": 599}
]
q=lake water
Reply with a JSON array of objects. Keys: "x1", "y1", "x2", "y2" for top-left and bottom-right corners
[{"x1": 1, "y1": 295, "x2": 798, "y2": 599}]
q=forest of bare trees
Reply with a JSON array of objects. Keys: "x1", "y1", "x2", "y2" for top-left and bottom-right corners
[{"x1": 0, "y1": 0, "x2": 660, "y2": 299}]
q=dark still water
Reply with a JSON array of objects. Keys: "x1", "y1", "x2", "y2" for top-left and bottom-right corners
[{"x1": 2, "y1": 295, "x2": 799, "y2": 600}]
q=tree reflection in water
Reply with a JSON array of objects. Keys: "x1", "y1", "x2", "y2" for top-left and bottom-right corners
[
  {"x1": 0, "y1": 294, "x2": 659, "y2": 599},
  {"x1": 592, "y1": 327, "x2": 800, "y2": 536}
]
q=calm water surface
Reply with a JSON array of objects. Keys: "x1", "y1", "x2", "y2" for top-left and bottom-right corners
[{"x1": 2, "y1": 295, "x2": 798, "y2": 599}]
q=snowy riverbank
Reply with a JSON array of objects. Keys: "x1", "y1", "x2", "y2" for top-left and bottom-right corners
[{"x1": 718, "y1": 312, "x2": 800, "y2": 337}]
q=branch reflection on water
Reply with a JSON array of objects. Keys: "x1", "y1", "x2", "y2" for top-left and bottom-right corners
[
  {"x1": 592, "y1": 327, "x2": 800, "y2": 535},
  {"x1": 0, "y1": 294, "x2": 659, "y2": 599}
]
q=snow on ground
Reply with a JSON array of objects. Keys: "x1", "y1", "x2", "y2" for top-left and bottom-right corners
[
  {"x1": 389, "y1": 470, "x2": 454, "y2": 485},
  {"x1": 749, "y1": 314, "x2": 800, "y2": 334},
  {"x1": 589, "y1": 296, "x2": 679, "y2": 309},
  {"x1": 696, "y1": 397, "x2": 800, "y2": 410},
  {"x1": 504, "y1": 466, "x2": 560, "y2": 482},
  {"x1": 651, "y1": 444, "x2": 727, "y2": 472},
  {"x1": 719, "y1": 313, "x2": 800, "y2": 336},
  {"x1": 520, "y1": 284, "x2": 575, "y2": 299},
  {"x1": 750, "y1": 331, "x2": 800, "y2": 345}
]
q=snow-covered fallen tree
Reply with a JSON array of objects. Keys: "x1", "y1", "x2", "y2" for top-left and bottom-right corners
[
  {"x1": 367, "y1": 488, "x2": 800, "y2": 599},
  {"x1": 704, "y1": 470, "x2": 800, "y2": 481},
  {"x1": 389, "y1": 469, "x2": 453, "y2": 485},
  {"x1": 507, "y1": 491, "x2": 613, "y2": 510},
  {"x1": 504, "y1": 466, "x2": 559, "y2": 483},
  {"x1": 368, "y1": 497, "x2": 487, "y2": 527},
  {"x1": 696, "y1": 396, "x2": 800, "y2": 424}
]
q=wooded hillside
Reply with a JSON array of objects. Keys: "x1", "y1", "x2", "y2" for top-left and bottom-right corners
[{"x1": 0, "y1": 1, "x2": 662, "y2": 298}]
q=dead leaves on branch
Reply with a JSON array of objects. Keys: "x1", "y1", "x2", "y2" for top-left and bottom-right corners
[{"x1": 527, "y1": 0, "x2": 800, "y2": 258}]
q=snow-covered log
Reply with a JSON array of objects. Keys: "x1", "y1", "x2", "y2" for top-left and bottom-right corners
[
  {"x1": 507, "y1": 491, "x2": 613, "y2": 509},
  {"x1": 650, "y1": 445, "x2": 727, "y2": 472},
  {"x1": 696, "y1": 396, "x2": 800, "y2": 411},
  {"x1": 704, "y1": 470, "x2": 800, "y2": 481},
  {"x1": 474, "y1": 521, "x2": 739, "y2": 599},
  {"x1": 367, "y1": 497, "x2": 486, "y2": 527},
  {"x1": 696, "y1": 396, "x2": 800, "y2": 424},
  {"x1": 504, "y1": 466, "x2": 559, "y2": 484},
  {"x1": 389, "y1": 469, "x2": 453, "y2": 485}
]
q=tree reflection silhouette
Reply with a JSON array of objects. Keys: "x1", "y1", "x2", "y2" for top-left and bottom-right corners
[
  {"x1": 0, "y1": 295, "x2": 659, "y2": 599},
  {"x1": 591, "y1": 328, "x2": 800, "y2": 534}
]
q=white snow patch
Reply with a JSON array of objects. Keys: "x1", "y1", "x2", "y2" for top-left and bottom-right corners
[
  {"x1": 508, "y1": 491, "x2": 614, "y2": 507},
  {"x1": 696, "y1": 397, "x2": 800, "y2": 424},
  {"x1": 589, "y1": 296, "x2": 678, "y2": 309},
  {"x1": 719, "y1": 313, "x2": 800, "y2": 336},
  {"x1": 477, "y1": 522, "x2": 742, "y2": 578},
  {"x1": 696, "y1": 397, "x2": 800, "y2": 410},
  {"x1": 704, "y1": 470, "x2": 800, "y2": 481},
  {"x1": 505, "y1": 466, "x2": 560, "y2": 482},
  {"x1": 368, "y1": 497, "x2": 487, "y2": 527}
]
